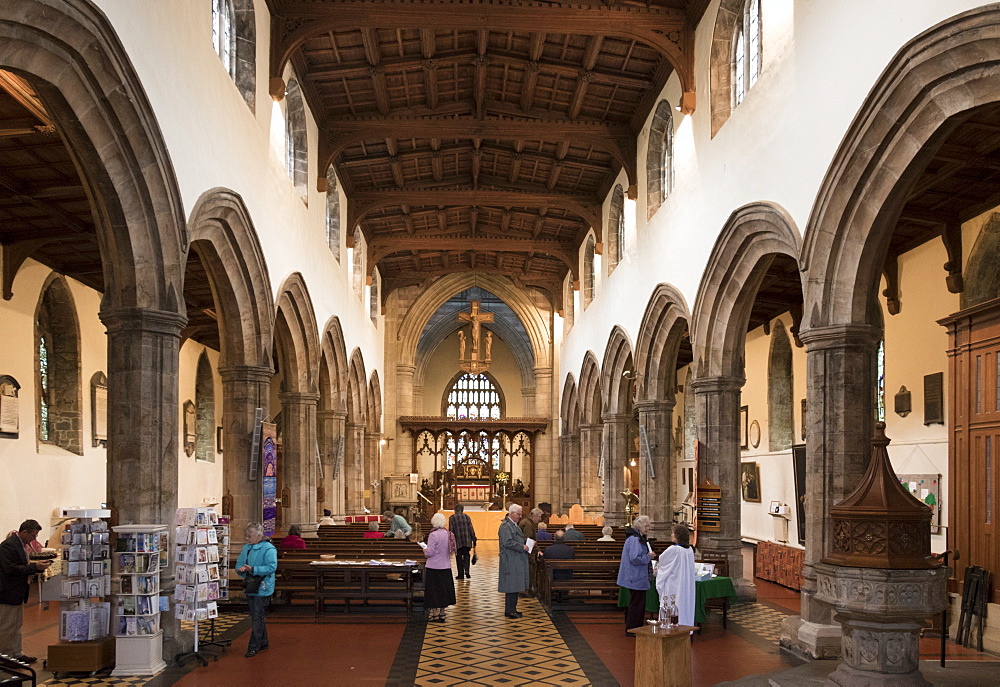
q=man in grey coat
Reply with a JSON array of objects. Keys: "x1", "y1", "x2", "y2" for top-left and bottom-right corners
[{"x1": 498, "y1": 503, "x2": 529, "y2": 619}]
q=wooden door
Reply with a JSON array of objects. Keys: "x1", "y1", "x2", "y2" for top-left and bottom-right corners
[{"x1": 942, "y1": 298, "x2": 1000, "y2": 603}]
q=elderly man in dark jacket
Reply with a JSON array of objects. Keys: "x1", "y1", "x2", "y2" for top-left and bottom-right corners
[
  {"x1": 498, "y1": 504, "x2": 529, "y2": 619},
  {"x1": 449, "y1": 504, "x2": 477, "y2": 580},
  {"x1": 1, "y1": 520, "x2": 52, "y2": 663}
]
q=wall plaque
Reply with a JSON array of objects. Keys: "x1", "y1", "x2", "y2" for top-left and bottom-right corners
[
  {"x1": 923, "y1": 372, "x2": 944, "y2": 425},
  {"x1": 0, "y1": 375, "x2": 20, "y2": 438},
  {"x1": 91, "y1": 371, "x2": 108, "y2": 447}
]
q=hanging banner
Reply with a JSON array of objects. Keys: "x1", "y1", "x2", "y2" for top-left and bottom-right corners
[{"x1": 261, "y1": 421, "x2": 278, "y2": 536}]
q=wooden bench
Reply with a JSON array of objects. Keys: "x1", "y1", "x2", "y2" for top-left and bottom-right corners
[{"x1": 537, "y1": 558, "x2": 623, "y2": 610}]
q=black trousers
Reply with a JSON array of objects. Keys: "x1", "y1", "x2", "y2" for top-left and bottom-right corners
[
  {"x1": 247, "y1": 595, "x2": 270, "y2": 651},
  {"x1": 504, "y1": 592, "x2": 519, "y2": 615},
  {"x1": 625, "y1": 587, "x2": 647, "y2": 631},
  {"x1": 456, "y1": 546, "x2": 472, "y2": 578}
]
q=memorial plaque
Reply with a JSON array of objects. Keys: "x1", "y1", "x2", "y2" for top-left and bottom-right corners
[
  {"x1": 923, "y1": 372, "x2": 944, "y2": 425},
  {"x1": 91, "y1": 372, "x2": 108, "y2": 447},
  {"x1": 0, "y1": 375, "x2": 20, "y2": 438}
]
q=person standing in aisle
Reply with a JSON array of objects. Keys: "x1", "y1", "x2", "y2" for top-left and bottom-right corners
[
  {"x1": 655, "y1": 524, "x2": 696, "y2": 627},
  {"x1": 0, "y1": 520, "x2": 52, "y2": 663},
  {"x1": 422, "y1": 513, "x2": 457, "y2": 622},
  {"x1": 236, "y1": 522, "x2": 277, "y2": 658},
  {"x1": 498, "y1": 504, "x2": 529, "y2": 619},
  {"x1": 449, "y1": 504, "x2": 477, "y2": 580},
  {"x1": 617, "y1": 515, "x2": 656, "y2": 636}
]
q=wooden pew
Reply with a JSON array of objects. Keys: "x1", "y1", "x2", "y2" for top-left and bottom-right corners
[{"x1": 538, "y1": 558, "x2": 624, "y2": 610}]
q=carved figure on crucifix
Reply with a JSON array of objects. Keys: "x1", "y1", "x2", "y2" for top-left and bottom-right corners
[
  {"x1": 485, "y1": 331, "x2": 493, "y2": 361},
  {"x1": 457, "y1": 300, "x2": 494, "y2": 361},
  {"x1": 458, "y1": 330, "x2": 466, "y2": 361}
]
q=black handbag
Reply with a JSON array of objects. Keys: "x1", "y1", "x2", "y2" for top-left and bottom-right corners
[
  {"x1": 244, "y1": 574, "x2": 265, "y2": 594},
  {"x1": 471, "y1": 548, "x2": 478, "y2": 566}
]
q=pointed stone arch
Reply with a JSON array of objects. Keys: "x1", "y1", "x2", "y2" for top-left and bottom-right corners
[
  {"x1": 367, "y1": 371, "x2": 382, "y2": 435},
  {"x1": 561, "y1": 374, "x2": 580, "y2": 435},
  {"x1": 578, "y1": 352, "x2": 603, "y2": 426},
  {"x1": 635, "y1": 283, "x2": 690, "y2": 404},
  {"x1": 0, "y1": 0, "x2": 186, "y2": 314},
  {"x1": 35, "y1": 273, "x2": 83, "y2": 455},
  {"x1": 577, "y1": 351, "x2": 603, "y2": 511},
  {"x1": 273, "y1": 273, "x2": 319, "y2": 394},
  {"x1": 344, "y1": 348, "x2": 368, "y2": 513},
  {"x1": 600, "y1": 326, "x2": 635, "y2": 416},
  {"x1": 317, "y1": 316, "x2": 349, "y2": 515},
  {"x1": 188, "y1": 188, "x2": 274, "y2": 369},
  {"x1": 600, "y1": 326, "x2": 636, "y2": 524},
  {"x1": 319, "y1": 317, "x2": 349, "y2": 415},
  {"x1": 802, "y1": 6, "x2": 1000, "y2": 330},
  {"x1": 559, "y1": 373, "x2": 581, "y2": 508},
  {"x1": 692, "y1": 202, "x2": 801, "y2": 380}
]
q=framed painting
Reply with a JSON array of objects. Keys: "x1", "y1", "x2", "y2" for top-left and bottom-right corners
[{"x1": 740, "y1": 461, "x2": 761, "y2": 502}]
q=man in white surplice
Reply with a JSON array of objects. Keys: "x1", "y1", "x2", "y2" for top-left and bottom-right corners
[{"x1": 655, "y1": 524, "x2": 696, "y2": 627}]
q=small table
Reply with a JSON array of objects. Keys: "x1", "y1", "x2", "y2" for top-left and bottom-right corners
[
  {"x1": 618, "y1": 576, "x2": 738, "y2": 622},
  {"x1": 633, "y1": 624, "x2": 698, "y2": 687}
]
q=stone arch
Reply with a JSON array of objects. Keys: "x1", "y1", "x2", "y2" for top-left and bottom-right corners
[
  {"x1": 646, "y1": 100, "x2": 674, "y2": 220},
  {"x1": 692, "y1": 202, "x2": 801, "y2": 380},
  {"x1": 187, "y1": 188, "x2": 274, "y2": 369},
  {"x1": 577, "y1": 351, "x2": 603, "y2": 510},
  {"x1": 195, "y1": 352, "x2": 215, "y2": 463},
  {"x1": 560, "y1": 373, "x2": 581, "y2": 507},
  {"x1": 578, "y1": 352, "x2": 603, "y2": 426},
  {"x1": 346, "y1": 349, "x2": 367, "y2": 427},
  {"x1": 34, "y1": 273, "x2": 83, "y2": 455},
  {"x1": 767, "y1": 320, "x2": 793, "y2": 452},
  {"x1": 801, "y1": 6, "x2": 1000, "y2": 329},
  {"x1": 0, "y1": 0, "x2": 187, "y2": 314},
  {"x1": 284, "y1": 78, "x2": 308, "y2": 200},
  {"x1": 635, "y1": 283, "x2": 690, "y2": 404},
  {"x1": 319, "y1": 317, "x2": 349, "y2": 414},
  {"x1": 273, "y1": 273, "x2": 319, "y2": 394},
  {"x1": 601, "y1": 326, "x2": 635, "y2": 415},
  {"x1": 561, "y1": 374, "x2": 579, "y2": 435},
  {"x1": 963, "y1": 212, "x2": 1000, "y2": 309},
  {"x1": 367, "y1": 371, "x2": 382, "y2": 435},
  {"x1": 396, "y1": 273, "x2": 550, "y2": 369},
  {"x1": 607, "y1": 185, "x2": 626, "y2": 274},
  {"x1": 344, "y1": 348, "x2": 368, "y2": 512}
]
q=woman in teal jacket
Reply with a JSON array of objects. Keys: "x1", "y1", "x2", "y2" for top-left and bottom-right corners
[{"x1": 236, "y1": 522, "x2": 278, "y2": 657}]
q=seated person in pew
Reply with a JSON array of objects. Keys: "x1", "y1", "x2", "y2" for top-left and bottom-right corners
[
  {"x1": 535, "y1": 522, "x2": 553, "y2": 541},
  {"x1": 318, "y1": 509, "x2": 336, "y2": 526},
  {"x1": 596, "y1": 526, "x2": 615, "y2": 542},
  {"x1": 539, "y1": 530, "x2": 574, "y2": 581},
  {"x1": 363, "y1": 522, "x2": 384, "y2": 539},
  {"x1": 563, "y1": 524, "x2": 585, "y2": 541},
  {"x1": 280, "y1": 524, "x2": 308, "y2": 549}
]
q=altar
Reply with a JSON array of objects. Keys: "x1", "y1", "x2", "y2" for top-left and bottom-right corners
[{"x1": 439, "y1": 509, "x2": 506, "y2": 540}]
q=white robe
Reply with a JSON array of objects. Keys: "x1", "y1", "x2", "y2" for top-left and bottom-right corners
[{"x1": 655, "y1": 543, "x2": 696, "y2": 627}]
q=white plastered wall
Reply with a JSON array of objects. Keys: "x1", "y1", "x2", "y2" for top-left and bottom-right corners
[{"x1": 176, "y1": 340, "x2": 225, "y2": 510}]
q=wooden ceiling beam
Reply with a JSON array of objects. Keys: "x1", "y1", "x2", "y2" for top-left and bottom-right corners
[
  {"x1": 368, "y1": 236, "x2": 578, "y2": 279},
  {"x1": 319, "y1": 117, "x2": 635, "y2": 190},
  {"x1": 270, "y1": 1, "x2": 694, "y2": 109},
  {"x1": 348, "y1": 189, "x2": 601, "y2": 240}
]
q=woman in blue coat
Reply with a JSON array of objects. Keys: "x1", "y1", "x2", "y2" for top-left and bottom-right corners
[
  {"x1": 617, "y1": 514, "x2": 656, "y2": 636},
  {"x1": 236, "y1": 522, "x2": 278, "y2": 657}
]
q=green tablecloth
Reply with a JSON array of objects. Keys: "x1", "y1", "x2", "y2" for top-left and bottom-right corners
[{"x1": 617, "y1": 576, "x2": 737, "y2": 623}]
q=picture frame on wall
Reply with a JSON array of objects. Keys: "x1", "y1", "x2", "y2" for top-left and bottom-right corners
[
  {"x1": 740, "y1": 462, "x2": 761, "y2": 502},
  {"x1": 740, "y1": 405, "x2": 749, "y2": 450}
]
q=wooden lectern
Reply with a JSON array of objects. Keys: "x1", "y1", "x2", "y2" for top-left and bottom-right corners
[{"x1": 633, "y1": 624, "x2": 697, "y2": 687}]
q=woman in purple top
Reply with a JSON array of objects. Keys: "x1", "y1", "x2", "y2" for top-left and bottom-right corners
[{"x1": 423, "y1": 512, "x2": 457, "y2": 622}]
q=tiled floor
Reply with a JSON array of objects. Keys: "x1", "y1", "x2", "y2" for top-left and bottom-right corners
[{"x1": 11, "y1": 542, "x2": 998, "y2": 686}]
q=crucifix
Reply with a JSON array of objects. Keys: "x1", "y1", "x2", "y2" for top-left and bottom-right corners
[{"x1": 457, "y1": 300, "x2": 494, "y2": 371}]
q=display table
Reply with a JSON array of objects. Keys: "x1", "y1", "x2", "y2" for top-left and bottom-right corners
[
  {"x1": 438, "y1": 510, "x2": 506, "y2": 540},
  {"x1": 618, "y1": 576, "x2": 738, "y2": 622},
  {"x1": 344, "y1": 515, "x2": 380, "y2": 523},
  {"x1": 633, "y1": 624, "x2": 697, "y2": 687}
]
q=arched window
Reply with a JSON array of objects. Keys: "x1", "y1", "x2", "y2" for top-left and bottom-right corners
[
  {"x1": 733, "y1": 0, "x2": 761, "y2": 107},
  {"x1": 211, "y1": 0, "x2": 255, "y2": 111},
  {"x1": 195, "y1": 353, "x2": 216, "y2": 462},
  {"x1": 370, "y1": 270, "x2": 379, "y2": 324},
  {"x1": 768, "y1": 321, "x2": 794, "y2": 451},
  {"x1": 284, "y1": 79, "x2": 308, "y2": 200},
  {"x1": 583, "y1": 236, "x2": 596, "y2": 308},
  {"x1": 325, "y1": 165, "x2": 341, "y2": 260},
  {"x1": 443, "y1": 373, "x2": 504, "y2": 420},
  {"x1": 608, "y1": 185, "x2": 625, "y2": 273},
  {"x1": 877, "y1": 339, "x2": 886, "y2": 422},
  {"x1": 35, "y1": 276, "x2": 82, "y2": 454},
  {"x1": 646, "y1": 101, "x2": 674, "y2": 220},
  {"x1": 352, "y1": 227, "x2": 364, "y2": 299}
]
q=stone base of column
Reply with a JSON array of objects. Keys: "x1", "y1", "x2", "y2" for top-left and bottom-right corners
[
  {"x1": 780, "y1": 616, "x2": 843, "y2": 659},
  {"x1": 733, "y1": 576, "x2": 757, "y2": 602},
  {"x1": 825, "y1": 657, "x2": 931, "y2": 687},
  {"x1": 297, "y1": 523, "x2": 319, "y2": 539}
]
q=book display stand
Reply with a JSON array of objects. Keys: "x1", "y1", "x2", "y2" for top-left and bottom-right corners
[
  {"x1": 111, "y1": 524, "x2": 167, "y2": 676},
  {"x1": 44, "y1": 508, "x2": 114, "y2": 678},
  {"x1": 173, "y1": 507, "x2": 222, "y2": 667}
]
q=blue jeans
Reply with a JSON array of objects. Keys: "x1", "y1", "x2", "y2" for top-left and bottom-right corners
[{"x1": 247, "y1": 595, "x2": 270, "y2": 651}]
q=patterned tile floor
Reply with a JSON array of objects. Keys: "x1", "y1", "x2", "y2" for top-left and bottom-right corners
[{"x1": 414, "y1": 540, "x2": 595, "y2": 686}]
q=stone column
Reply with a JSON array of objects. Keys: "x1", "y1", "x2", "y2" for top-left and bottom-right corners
[
  {"x1": 365, "y1": 431, "x2": 382, "y2": 511},
  {"x1": 394, "y1": 363, "x2": 416, "y2": 474},
  {"x1": 781, "y1": 323, "x2": 880, "y2": 658},
  {"x1": 317, "y1": 409, "x2": 347, "y2": 517},
  {"x1": 219, "y1": 365, "x2": 271, "y2": 538},
  {"x1": 100, "y1": 306, "x2": 186, "y2": 656},
  {"x1": 691, "y1": 375, "x2": 754, "y2": 600},
  {"x1": 532, "y1": 366, "x2": 554, "y2": 503},
  {"x1": 579, "y1": 422, "x2": 603, "y2": 512},
  {"x1": 559, "y1": 433, "x2": 581, "y2": 509},
  {"x1": 278, "y1": 390, "x2": 319, "y2": 529},
  {"x1": 601, "y1": 413, "x2": 630, "y2": 526},
  {"x1": 636, "y1": 400, "x2": 674, "y2": 540},
  {"x1": 345, "y1": 421, "x2": 367, "y2": 513}
]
